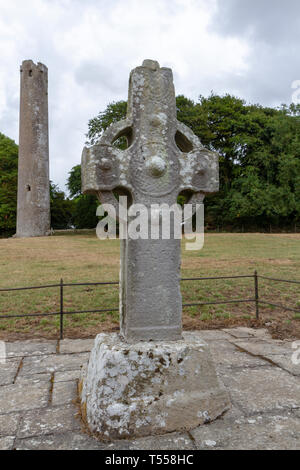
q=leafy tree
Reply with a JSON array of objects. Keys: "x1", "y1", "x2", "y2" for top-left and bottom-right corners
[
  {"x1": 84, "y1": 95, "x2": 300, "y2": 231},
  {"x1": 71, "y1": 195, "x2": 99, "y2": 229},
  {"x1": 0, "y1": 133, "x2": 18, "y2": 233},
  {"x1": 0, "y1": 132, "x2": 77, "y2": 234},
  {"x1": 175, "y1": 95, "x2": 300, "y2": 229},
  {"x1": 67, "y1": 165, "x2": 99, "y2": 229},
  {"x1": 50, "y1": 182, "x2": 73, "y2": 230},
  {"x1": 87, "y1": 101, "x2": 127, "y2": 145},
  {"x1": 67, "y1": 164, "x2": 82, "y2": 198}
]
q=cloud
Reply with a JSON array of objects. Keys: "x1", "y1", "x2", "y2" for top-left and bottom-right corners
[
  {"x1": 212, "y1": 0, "x2": 300, "y2": 45},
  {"x1": 210, "y1": 0, "x2": 300, "y2": 106},
  {"x1": 0, "y1": 0, "x2": 297, "y2": 191}
]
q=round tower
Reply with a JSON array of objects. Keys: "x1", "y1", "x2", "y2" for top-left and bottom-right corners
[{"x1": 16, "y1": 60, "x2": 50, "y2": 238}]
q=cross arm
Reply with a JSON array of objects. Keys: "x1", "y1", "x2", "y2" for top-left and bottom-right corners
[
  {"x1": 176, "y1": 121, "x2": 219, "y2": 195},
  {"x1": 81, "y1": 119, "x2": 132, "y2": 195}
]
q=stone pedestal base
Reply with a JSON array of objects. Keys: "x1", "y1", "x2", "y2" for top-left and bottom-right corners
[{"x1": 79, "y1": 332, "x2": 230, "y2": 440}]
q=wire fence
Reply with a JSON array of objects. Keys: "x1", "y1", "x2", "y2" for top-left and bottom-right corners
[{"x1": 0, "y1": 271, "x2": 299, "y2": 339}]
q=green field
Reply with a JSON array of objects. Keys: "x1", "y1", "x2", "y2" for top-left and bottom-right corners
[{"x1": 0, "y1": 232, "x2": 299, "y2": 340}]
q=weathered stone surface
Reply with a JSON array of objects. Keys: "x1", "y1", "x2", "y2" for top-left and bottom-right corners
[
  {"x1": 207, "y1": 339, "x2": 241, "y2": 354},
  {"x1": 129, "y1": 432, "x2": 195, "y2": 450},
  {"x1": 294, "y1": 409, "x2": 300, "y2": 418},
  {"x1": 214, "y1": 405, "x2": 244, "y2": 422},
  {"x1": 0, "y1": 360, "x2": 19, "y2": 386},
  {"x1": 52, "y1": 381, "x2": 78, "y2": 406},
  {"x1": 0, "y1": 382, "x2": 49, "y2": 413},
  {"x1": 221, "y1": 367, "x2": 300, "y2": 414},
  {"x1": 17, "y1": 60, "x2": 50, "y2": 238},
  {"x1": 203, "y1": 338, "x2": 269, "y2": 374},
  {"x1": 223, "y1": 327, "x2": 271, "y2": 339},
  {"x1": 0, "y1": 436, "x2": 15, "y2": 450},
  {"x1": 101, "y1": 433, "x2": 196, "y2": 451},
  {"x1": 18, "y1": 405, "x2": 80, "y2": 438},
  {"x1": 20, "y1": 352, "x2": 89, "y2": 376},
  {"x1": 198, "y1": 330, "x2": 232, "y2": 341},
  {"x1": 232, "y1": 339, "x2": 294, "y2": 356},
  {"x1": 81, "y1": 59, "x2": 219, "y2": 343},
  {"x1": 6, "y1": 339, "x2": 57, "y2": 358},
  {"x1": 103, "y1": 440, "x2": 131, "y2": 450},
  {"x1": 0, "y1": 413, "x2": 20, "y2": 436},
  {"x1": 15, "y1": 433, "x2": 106, "y2": 450},
  {"x1": 54, "y1": 370, "x2": 81, "y2": 383},
  {"x1": 260, "y1": 354, "x2": 300, "y2": 376},
  {"x1": 80, "y1": 332, "x2": 230, "y2": 440},
  {"x1": 248, "y1": 328, "x2": 273, "y2": 340},
  {"x1": 1, "y1": 332, "x2": 300, "y2": 450},
  {"x1": 59, "y1": 338, "x2": 94, "y2": 354},
  {"x1": 214, "y1": 351, "x2": 269, "y2": 371},
  {"x1": 191, "y1": 412, "x2": 300, "y2": 450},
  {"x1": 15, "y1": 373, "x2": 52, "y2": 385}
]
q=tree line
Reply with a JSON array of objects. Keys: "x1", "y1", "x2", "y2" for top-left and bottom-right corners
[
  {"x1": 0, "y1": 133, "x2": 98, "y2": 235},
  {"x1": 1, "y1": 93, "x2": 299, "y2": 235}
]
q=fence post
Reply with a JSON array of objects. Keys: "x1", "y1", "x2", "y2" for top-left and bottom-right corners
[
  {"x1": 60, "y1": 278, "x2": 64, "y2": 340},
  {"x1": 254, "y1": 270, "x2": 259, "y2": 320}
]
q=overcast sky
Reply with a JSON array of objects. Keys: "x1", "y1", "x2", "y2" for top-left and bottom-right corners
[{"x1": 0, "y1": 0, "x2": 299, "y2": 191}]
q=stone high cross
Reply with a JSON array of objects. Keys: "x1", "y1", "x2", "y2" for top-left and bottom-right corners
[{"x1": 82, "y1": 60, "x2": 219, "y2": 342}]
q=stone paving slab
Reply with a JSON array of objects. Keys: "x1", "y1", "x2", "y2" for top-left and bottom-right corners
[
  {"x1": 20, "y1": 352, "x2": 89, "y2": 376},
  {"x1": 54, "y1": 370, "x2": 81, "y2": 383},
  {"x1": 214, "y1": 350, "x2": 270, "y2": 370},
  {"x1": 263, "y1": 354, "x2": 300, "y2": 376},
  {"x1": 18, "y1": 405, "x2": 81, "y2": 438},
  {"x1": 220, "y1": 367, "x2": 300, "y2": 415},
  {"x1": 1, "y1": 328, "x2": 299, "y2": 450},
  {"x1": 52, "y1": 381, "x2": 78, "y2": 406},
  {"x1": 90, "y1": 433, "x2": 196, "y2": 451},
  {"x1": 223, "y1": 327, "x2": 258, "y2": 339},
  {"x1": 15, "y1": 373, "x2": 52, "y2": 385},
  {"x1": 0, "y1": 436, "x2": 15, "y2": 450},
  {"x1": 223, "y1": 327, "x2": 272, "y2": 340},
  {"x1": 229, "y1": 339, "x2": 299, "y2": 375},
  {"x1": 6, "y1": 340, "x2": 57, "y2": 358},
  {"x1": 249, "y1": 329, "x2": 273, "y2": 340},
  {"x1": 128, "y1": 432, "x2": 195, "y2": 450},
  {"x1": 208, "y1": 340, "x2": 268, "y2": 369},
  {"x1": 15, "y1": 432, "x2": 107, "y2": 450},
  {"x1": 0, "y1": 412, "x2": 20, "y2": 436},
  {"x1": 0, "y1": 382, "x2": 50, "y2": 414},
  {"x1": 232, "y1": 338, "x2": 293, "y2": 356},
  {"x1": 197, "y1": 330, "x2": 232, "y2": 341},
  {"x1": 206, "y1": 339, "x2": 240, "y2": 354},
  {"x1": 15, "y1": 431, "x2": 196, "y2": 451},
  {"x1": 0, "y1": 360, "x2": 20, "y2": 386},
  {"x1": 191, "y1": 411, "x2": 300, "y2": 450},
  {"x1": 59, "y1": 338, "x2": 94, "y2": 354}
]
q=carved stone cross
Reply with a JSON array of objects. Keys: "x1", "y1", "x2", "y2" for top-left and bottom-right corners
[{"x1": 82, "y1": 60, "x2": 219, "y2": 342}]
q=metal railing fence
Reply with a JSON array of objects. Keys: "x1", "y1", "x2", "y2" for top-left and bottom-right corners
[{"x1": 0, "y1": 271, "x2": 299, "y2": 339}]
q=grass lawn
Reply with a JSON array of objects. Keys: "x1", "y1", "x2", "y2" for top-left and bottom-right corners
[{"x1": 0, "y1": 232, "x2": 299, "y2": 340}]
